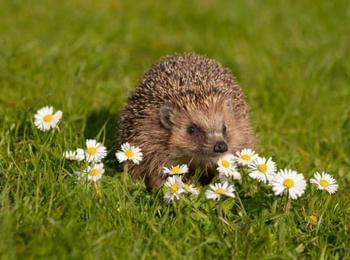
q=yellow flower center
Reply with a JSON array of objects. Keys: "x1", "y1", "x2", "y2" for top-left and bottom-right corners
[
  {"x1": 124, "y1": 149, "x2": 134, "y2": 158},
  {"x1": 319, "y1": 179, "x2": 329, "y2": 188},
  {"x1": 241, "y1": 154, "x2": 251, "y2": 161},
  {"x1": 87, "y1": 147, "x2": 97, "y2": 155},
  {"x1": 221, "y1": 160, "x2": 230, "y2": 168},
  {"x1": 258, "y1": 163, "x2": 267, "y2": 173},
  {"x1": 170, "y1": 183, "x2": 179, "y2": 193},
  {"x1": 89, "y1": 169, "x2": 100, "y2": 176},
  {"x1": 215, "y1": 187, "x2": 225, "y2": 194},
  {"x1": 308, "y1": 215, "x2": 318, "y2": 225},
  {"x1": 171, "y1": 166, "x2": 181, "y2": 174},
  {"x1": 43, "y1": 114, "x2": 54, "y2": 122},
  {"x1": 284, "y1": 178, "x2": 294, "y2": 188}
]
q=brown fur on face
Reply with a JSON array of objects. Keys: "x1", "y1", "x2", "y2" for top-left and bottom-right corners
[
  {"x1": 118, "y1": 53, "x2": 254, "y2": 189},
  {"x1": 164, "y1": 96, "x2": 248, "y2": 163}
]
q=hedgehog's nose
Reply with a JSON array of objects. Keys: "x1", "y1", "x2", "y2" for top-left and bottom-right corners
[{"x1": 213, "y1": 141, "x2": 228, "y2": 153}]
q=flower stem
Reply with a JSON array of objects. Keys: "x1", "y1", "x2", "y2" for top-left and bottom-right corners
[
  {"x1": 94, "y1": 182, "x2": 102, "y2": 199},
  {"x1": 284, "y1": 197, "x2": 291, "y2": 213},
  {"x1": 235, "y1": 191, "x2": 248, "y2": 219}
]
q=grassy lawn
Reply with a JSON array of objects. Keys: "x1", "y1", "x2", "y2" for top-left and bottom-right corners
[{"x1": 1, "y1": 0, "x2": 350, "y2": 258}]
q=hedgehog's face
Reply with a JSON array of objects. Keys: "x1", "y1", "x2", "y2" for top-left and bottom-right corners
[{"x1": 159, "y1": 98, "x2": 243, "y2": 162}]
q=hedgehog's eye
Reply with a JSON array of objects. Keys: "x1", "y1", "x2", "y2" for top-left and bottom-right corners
[{"x1": 187, "y1": 124, "x2": 200, "y2": 135}]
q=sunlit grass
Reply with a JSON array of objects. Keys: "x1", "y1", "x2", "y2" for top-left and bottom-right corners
[{"x1": 0, "y1": 0, "x2": 349, "y2": 258}]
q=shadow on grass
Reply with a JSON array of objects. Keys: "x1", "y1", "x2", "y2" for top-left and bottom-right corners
[{"x1": 84, "y1": 107, "x2": 123, "y2": 172}]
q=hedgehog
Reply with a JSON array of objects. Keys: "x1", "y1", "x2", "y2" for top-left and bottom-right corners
[{"x1": 118, "y1": 53, "x2": 254, "y2": 190}]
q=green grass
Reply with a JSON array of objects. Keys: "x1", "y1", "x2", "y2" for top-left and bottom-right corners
[{"x1": 1, "y1": 0, "x2": 350, "y2": 258}]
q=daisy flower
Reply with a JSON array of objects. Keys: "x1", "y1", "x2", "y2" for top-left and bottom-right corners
[
  {"x1": 183, "y1": 183, "x2": 199, "y2": 196},
  {"x1": 63, "y1": 148, "x2": 85, "y2": 161},
  {"x1": 271, "y1": 169, "x2": 307, "y2": 199},
  {"x1": 310, "y1": 172, "x2": 338, "y2": 194},
  {"x1": 205, "y1": 182, "x2": 235, "y2": 201},
  {"x1": 307, "y1": 215, "x2": 318, "y2": 226},
  {"x1": 162, "y1": 164, "x2": 189, "y2": 176},
  {"x1": 85, "y1": 139, "x2": 107, "y2": 163},
  {"x1": 34, "y1": 106, "x2": 62, "y2": 131},
  {"x1": 75, "y1": 148, "x2": 86, "y2": 161},
  {"x1": 63, "y1": 150, "x2": 78, "y2": 160},
  {"x1": 115, "y1": 142, "x2": 143, "y2": 164},
  {"x1": 235, "y1": 148, "x2": 258, "y2": 166},
  {"x1": 82, "y1": 163, "x2": 105, "y2": 182},
  {"x1": 164, "y1": 176, "x2": 185, "y2": 202},
  {"x1": 217, "y1": 154, "x2": 241, "y2": 180},
  {"x1": 219, "y1": 171, "x2": 241, "y2": 182},
  {"x1": 248, "y1": 157, "x2": 277, "y2": 183}
]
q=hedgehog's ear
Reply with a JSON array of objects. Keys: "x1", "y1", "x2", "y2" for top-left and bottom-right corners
[
  {"x1": 160, "y1": 104, "x2": 173, "y2": 129},
  {"x1": 224, "y1": 97, "x2": 233, "y2": 111}
]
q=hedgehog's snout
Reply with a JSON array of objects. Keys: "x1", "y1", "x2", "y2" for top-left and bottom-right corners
[{"x1": 213, "y1": 141, "x2": 228, "y2": 153}]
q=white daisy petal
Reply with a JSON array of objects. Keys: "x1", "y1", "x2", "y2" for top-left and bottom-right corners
[
  {"x1": 274, "y1": 186, "x2": 285, "y2": 196},
  {"x1": 63, "y1": 150, "x2": 77, "y2": 160},
  {"x1": 205, "y1": 190, "x2": 220, "y2": 201},
  {"x1": 52, "y1": 110, "x2": 62, "y2": 125},
  {"x1": 116, "y1": 151, "x2": 128, "y2": 163},
  {"x1": 64, "y1": 148, "x2": 85, "y2": 161},
  {"x1": 75, "y1": 148, "x2": 86, "y2": 161}
]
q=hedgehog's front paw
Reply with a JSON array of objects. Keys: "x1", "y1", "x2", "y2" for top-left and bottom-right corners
[{"x1": 145, "y1": 175, "x2": 164, "y2": 191}]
